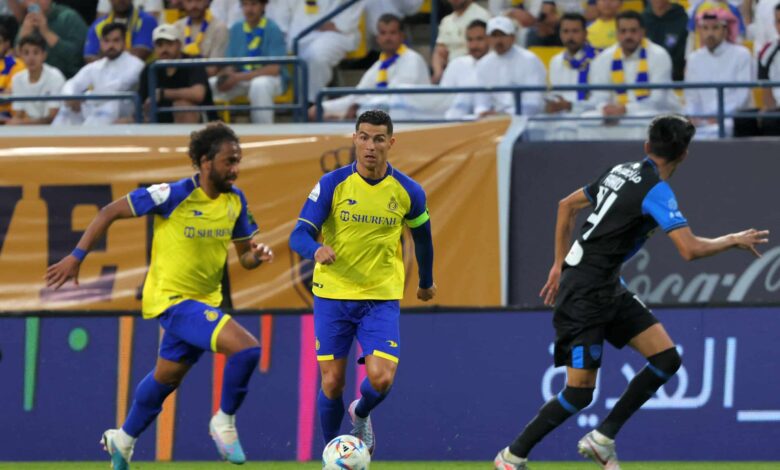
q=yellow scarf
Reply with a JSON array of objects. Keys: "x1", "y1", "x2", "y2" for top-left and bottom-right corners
[
  {"x1": 610, "y1": 39, "x2": 650, "y2": 105},
  {"x1": 97, "y1": 7, "x2": 141, "y2": 49},
  {"x1": 375, "y1": 44, "x2": 407, "y2": 88},
  {"x1": 511, "y1": 0, "x2": 524, "y2": 6},
  {"x1": 183, "y1": 10, "x2": 213, "y2": 57},
  {"x1": 305, "y1": 0, "x2": 318, "y2": 14}
]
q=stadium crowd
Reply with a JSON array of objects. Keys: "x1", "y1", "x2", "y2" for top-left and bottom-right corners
[{"x1": 0, "y1": 0, "x2": 779, "y2": 136}]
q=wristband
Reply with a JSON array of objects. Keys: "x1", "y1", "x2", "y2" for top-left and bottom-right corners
[{"x1": 71, "y1": 247, "x2": 88, "y2": 262}]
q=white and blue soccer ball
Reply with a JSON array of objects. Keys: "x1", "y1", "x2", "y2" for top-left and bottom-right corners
[{"x1": 322, "y1": 434, "x2": 371, "y2": 470}]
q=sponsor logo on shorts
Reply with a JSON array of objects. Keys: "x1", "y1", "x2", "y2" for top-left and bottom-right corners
[
  {"x1": 386, "y1": 340, "x2": 398, "y2": 348},
  {"x1": 589, "y1": 344, "x2": 602, "y2": 361},
  {"x1": 315, "y1": 338, "x2": 321, "y2": 351},
  {"x1": 204, "y1": 309, "x2": 220, "y2": 322}
]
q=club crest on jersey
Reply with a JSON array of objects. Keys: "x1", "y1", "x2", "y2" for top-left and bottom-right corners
[
  {"x1": 387, "y1": 196, "x2": 398, "y2": 211},
  {"x1": 146, "y1": 183, "x2": 171, "y2": 205},
  {"x1": 204, "y1": 309, "x2": 220, "y2": 322},
  {"x1": 308, "y1": 182, "x2": 321, "y2": 202},
  {"x1": 227, "y1": 205, "x2": 237, "y2": 222}
]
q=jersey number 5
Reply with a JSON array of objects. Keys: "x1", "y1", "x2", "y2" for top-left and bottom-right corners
[{"x1": 582, "y1": 185, "x2": 617, "y2": 240}]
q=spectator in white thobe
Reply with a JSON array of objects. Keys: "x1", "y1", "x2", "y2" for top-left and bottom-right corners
[
  {"x1": 473, "y1": 16, "x2": 547, "y2": 117},
  {"x1": 309, "y1": 13, "x2": 429, "y2": 120},
  {"x1": 431, "y1": 0, "x2": 490, "y2": 83},
  {"x1": 271, "y1": 0, "x2": 364, "y2": 100},
  {"x1": 54, "y1": 23, "x2": 144, "y2": 125},
  {"x1": 579, "y1": 11, "x2": 680, "y2": 139},
  {"x1": 685, "y1": 12, "x2": 753, "y2": 137}
]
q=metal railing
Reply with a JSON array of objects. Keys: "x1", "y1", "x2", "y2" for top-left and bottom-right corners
[
  {"x1": 147, "y1": 57, "x2": 309, "y2": 123},
  {"x1": 292, "y1": 0, "x2": 362, "y2": 57},
  {"x1": 0, "y1": 93, "x2": 143, "y2": 123},
  {"x1": 429, "y1": 0, "x2": 439, "y2": 56},
  {"x1": 316, "y1": 81, "x2": 780, "y2": 138}
]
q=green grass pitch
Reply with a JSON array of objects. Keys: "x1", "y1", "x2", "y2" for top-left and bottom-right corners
[{"x1": 0, "y1": 463, "x2": 778, "y2": 469}]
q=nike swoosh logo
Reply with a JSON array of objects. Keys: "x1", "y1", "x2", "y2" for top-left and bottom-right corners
[
  {"x1": 346, "y1": 199, "x2": 357, "y2": 205},
  {"x1": 588, "y1": 442, "x2": 608, "y2": 466},
  {"x1": 193, "y1": 210, "x2": 203, "y2": 216}
]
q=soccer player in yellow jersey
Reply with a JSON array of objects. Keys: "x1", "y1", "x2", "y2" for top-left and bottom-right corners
[
  {"x1": 290, "y1": 110, "x2": 436, "y2": 454},
  {"x1": 45, "y1": 123, "x2": 273, "y2": 470}
]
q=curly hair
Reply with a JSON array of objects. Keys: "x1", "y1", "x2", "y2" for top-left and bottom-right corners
[{"x1": 188, "y1": 122, "x2": 239, "y2": 168}]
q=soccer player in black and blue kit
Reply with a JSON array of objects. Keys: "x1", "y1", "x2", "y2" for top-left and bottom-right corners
[{"x1": 495, "y1": 115, "x2": 769, "y2": 470}]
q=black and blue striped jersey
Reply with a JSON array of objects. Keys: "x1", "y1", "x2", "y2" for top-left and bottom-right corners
[{"x1": 564, "y1": 157, "x2": 688, "y2": 282}]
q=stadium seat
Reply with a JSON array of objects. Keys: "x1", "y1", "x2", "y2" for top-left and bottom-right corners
[
  {"x1": 528, "y1": 46, "x2": 565, "y2": 71},
  {"x1": 162, "y1": 8, "x2": 185, "y2": 24},
  {"x1": 215, "y1": 65, "x2": 295, "y2": 123},
  {"x1": 621, "y1": 0, "x2": 645, "y2": 12},
  {"x1": 344, "y1": 13, "x2": 369, "y2": 60}
]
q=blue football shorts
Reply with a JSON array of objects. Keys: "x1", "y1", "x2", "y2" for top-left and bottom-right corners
[
  {"x1": 313, "y1": 296, "x2": 401, "y2": 364},
  {"x1": 157, "y1": 299, "x2": 232, "y2": 364}
]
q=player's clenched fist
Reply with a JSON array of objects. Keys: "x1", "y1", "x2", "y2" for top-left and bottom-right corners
[
  {"x1": 315, "y1": 245, "x2": 337, "y2": 264},
  {"x1": 417, "y1": 283, "x2": 437, "y2": 302}
]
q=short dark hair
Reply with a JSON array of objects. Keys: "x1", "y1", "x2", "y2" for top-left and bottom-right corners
[
  {"x1": 356, "y1": 109, "x2": 393, "y2": 136},
  {"x1": 775, "y1": 2, "x2": 780, "y2": 11},
  {"x1": 189, "y1": 122, "x2": 240, "y2": 167},
  {"x1": 377, "y1": 13, "x2": 403, "y2": 30},
  {"x1": 102, "y1": 22, "x2": 127, "y2": 39},
  {"x1": 560, "y1": 12, "x2": 587, "y2": 29},
  {"x1": 467, "y1": 19, "x2": 487, "y2": 31},
  {"x1": 0, "y1": 14, "x2": 18, "y2": 44},
  {"x1": 647, "y1": 114, "x2": 695, "y2": 161},
  {"x1": 616, "y1": 10, "x2": 644, "y2": 28},
  {"x1": 0, "y1": 24, "x2": 11, "y2": 44},
  {"x1": 18, "y1": 33, "x2": 47, "y2": 52}
]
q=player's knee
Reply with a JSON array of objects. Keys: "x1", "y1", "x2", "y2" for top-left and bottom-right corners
[
  {"x1": 559, "y1": 386, "x2": 595, "y2": 411},
  {"x1": 368, "y1": 371, "x2": 395, "y2": 394},
  {"x1": 230, "y1": 345, "x2": 261, "y2": 364},
  {"x1": 153, "y1": 368, "x2": 186, "y2": 389},
  {"x1": 249, "y1": 77, "x2": 273, "y2": 93},
  {"x1": 647, "y1": 347, "x2": 681, "y2": 381},
  {"x1": 320, "y1": 370, "x2": 346, "y2": 397}
]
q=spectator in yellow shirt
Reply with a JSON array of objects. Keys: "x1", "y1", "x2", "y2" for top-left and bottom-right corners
[
  {"x1": 587, "y1": 0, "x2": 621, "y2": 49},
  {"x1": 0, "y1": 21, "x2": 26, "y2": 121}
]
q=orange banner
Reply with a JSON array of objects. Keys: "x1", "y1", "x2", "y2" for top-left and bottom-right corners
[{"x1": 0, "y1": 120, "x2": 507, "y2": 311}]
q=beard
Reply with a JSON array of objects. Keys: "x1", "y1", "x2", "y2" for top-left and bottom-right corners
[{"x1": 209, "y1": 167, "x2": 235, "y2": 193}]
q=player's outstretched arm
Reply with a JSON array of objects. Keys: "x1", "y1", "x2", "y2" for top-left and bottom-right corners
[
  {"x1": 539, "y1": 188, "x2": 592, "y2": 306},
  {"x1": 667, "y1": 226, "x2": 770, "y2": 261},
  {"x1": 44, "y1": 197, "x2": 135, "y2": 290},
  {"x1": 410, "y1": 221, "x2": 435, "y2": 302},
  {"x1": 234, "y1": 237, "x2": 275, "y2": 270}
]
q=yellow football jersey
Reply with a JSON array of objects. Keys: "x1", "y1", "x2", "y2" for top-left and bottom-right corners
[
  {"x1": 298, "y1": 163, "x2": 429, "y2": 300},
  {"x1": 587, "y1": 18, "x2": 617, "y2": 50},
  {"x1": 127, "y1": 175, "x2": 258, "y2": 318}
]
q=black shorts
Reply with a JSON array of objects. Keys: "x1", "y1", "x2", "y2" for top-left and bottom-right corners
[{"x1": 552, "y1": 270, "x2": 659, "y2": 369}]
